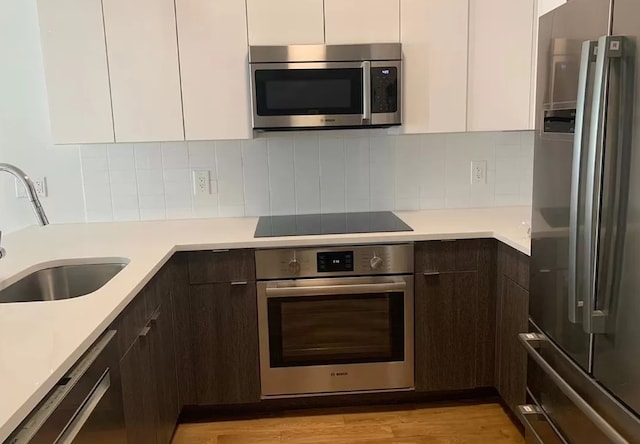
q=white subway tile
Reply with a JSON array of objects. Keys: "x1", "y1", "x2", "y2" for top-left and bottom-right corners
[
  {"x1": 495, "y1": 193, "x2": 521, "y2": 207},
  {"x1": 164, "y1": 180, "x2": 192, "y2": 209},
  {"x1": 139, "y1": 208, "x2": 167, "y2": 221},
  {"x1": 345, "y1": 136, "x2": 370, "y2": 203},
  {"x1": 395, "y1": 135, "x2": 421, "y2": 200},
  {"x1": 161, "y1": 142, "x2": 189, "y2": 169},
  {"x1": 216, "y1": 141, "x2": 244, "y2": 206},
  {"x1": 112, "y1": 194, "x2": 140, "y2": 221},
  {"x1": 166, "y1": 207, "x2": 193, "y2": 220},
  {"x1": 320, "y1": 137, "x2": 346, "y2": 214},
  {"x1": 268, "y1": 137, "x2": 296, "y2": 215},
  {"x1": 346, "y1": 198, "x2": 370, "y2": 212},
  {"x1": 420, "y1": 197, "x2": 445, "y2": 210},
  {"x1": 163, "y1": 168, "x2": 191, "y2": 184},
  {"x1": 136, "y1": 169, "x2": 164, "y2": 196},
  {"x1": 370, "y1": 135, "x2": 395, "y2": 203},
  {"x1": 107, "y1": 144, "x2": 135, "y2": 170},
  {"x1": 420, "y1": 134, "x2": 446, "y2": 200},
  {"x1": 219, "y1": 204, "x2": 245, "y2": 218},
  {"x1": 193, "y1": 205, "x2": 219, "y2": 219},
  {"x1": 80, "y1": 145, "x2": 109, "y2": 172},
  {"x1": 294, "y1": 135, "x2": 320, "y2": 214},
  {"x1": 396, "y1": 197, "x2": 421, "y2": 211},
  {"x1": 370, "y1": 196, "x2": 394, "y2": 211},
  {"x1": 133, "y1": 143, "x2": 161, "y2": 169},
  {"x1": 188, "y1": 141, "x2": 216, "y2": 172},
  {"x1": 242, "y1": 139, "x2": 270, "y2": 216}
]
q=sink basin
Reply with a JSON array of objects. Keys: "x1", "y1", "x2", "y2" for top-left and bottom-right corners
[{"x1": 0, "y1": 262, "x2": 128, "y2": 303}]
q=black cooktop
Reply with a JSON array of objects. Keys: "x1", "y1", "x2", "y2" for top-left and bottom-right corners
[{"x1": 254, "y1": 211, "x2": 413, "y2": 238}]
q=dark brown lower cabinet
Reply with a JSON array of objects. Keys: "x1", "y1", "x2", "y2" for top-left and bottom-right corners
[
  {"x1": 416, "y1": 271, "x2": 479, "y2": 391},
  {"x1": 120, "y1": 334, "x2": 157, "y2": 444},
  {"x1": 118, "y1": 268, "x2": 179, "y2": 444},
  {"x1": 414, "y1": 240, "x2": 496, "y2": 393},
  {"x1": 496, "y1": 275, "x2": 530, "y2": 413},
  {"x1": 189, "y1": 281, "x2": 261, "y2": 405}
]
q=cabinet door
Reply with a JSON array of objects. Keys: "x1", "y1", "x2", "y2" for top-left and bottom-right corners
[
  {"x1": 175, "y1": 0, "x2": 251, "y2": 140},
  {"x1": 324, "y1": 0, "x2": 399, "y2": 44},
  {"x1": 497, "y1": 276, "x2": 529, "y2": 413},
  {"x1": 400, "y1": 0, "x2": 468, "y2": 134},
  {"x1": 416, "y1": 271, "x2": 479, "y2": 391},
  {"x1": 120, "y1": 336, "x2": 157, "y2": 444},
  {"x1": 467, "y1": 0, "x2": 535, "y2": 131},
  {"x1": 190, "y1": 282, "x2": 260, "y2": 405},
  {"x1": 36, "y1": 0, "x2": 114, "y2": 144},
  {"x1": 149, "y1": 302, "x2": 179, "y2": 444},
  {"x1": 102, "y1": 0, "x2": 184, "y2": 142},
  {"x1": 246, "y1": 0, "x2": 325, "y2": 45}
]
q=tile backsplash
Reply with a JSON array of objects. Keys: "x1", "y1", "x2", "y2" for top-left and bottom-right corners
[{"x1": 79, "y1": 130, "x2": 534, "y2": 222}]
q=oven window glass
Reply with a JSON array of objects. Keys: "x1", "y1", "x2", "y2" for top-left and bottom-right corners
[
  {"x1": 267, "y1": 292, "x2": 405, "y2": 367},
  {"x1": 254, "y1": 68, "x2": 363, "y2": 116}
]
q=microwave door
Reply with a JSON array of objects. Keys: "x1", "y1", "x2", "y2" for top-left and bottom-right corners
[{"x1": 251, "y1": 61, "x2": 367, "y2": 129}]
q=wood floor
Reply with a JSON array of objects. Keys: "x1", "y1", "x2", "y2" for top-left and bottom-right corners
[{"x1": 172, "y1": 401, "x2": 524, "y2": 444}]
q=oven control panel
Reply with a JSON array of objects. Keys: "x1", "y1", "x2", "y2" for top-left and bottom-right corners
[
  {"x1": 317, "y1": 251, "x2": 354, "y2": 272},
  {"x1": 255, "y1": 244, "x2": 413, "y2": 279}
]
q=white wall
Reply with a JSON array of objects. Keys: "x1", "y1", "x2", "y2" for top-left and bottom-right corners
[
  {"x1": 78, "y1": 130, "x2": 534, "y2": 222},
  {"x1": 0, "y1": 0, "x2": 85, "y2": 233}
]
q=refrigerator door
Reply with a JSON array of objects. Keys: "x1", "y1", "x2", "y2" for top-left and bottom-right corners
[
  {"x1": 530, "y1": 0, "x2": 611, "y2": 372},
  {"x1": 592, "y1": 0, "x2": 640, "y2": 417}
]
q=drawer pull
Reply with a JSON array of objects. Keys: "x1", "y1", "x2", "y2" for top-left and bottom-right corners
[
  {"x1": 231, "y1": 281, "x2": 248, "y2": 286},
  {"x1": 211, "y1": 249, "x2": 230, "y2": 253},
  {"x1": 139, "y1": 326, "x2": 151, "y2": 338},
  {"x1": 423, "y1": 272, "x2": 440, "y2": 276}
]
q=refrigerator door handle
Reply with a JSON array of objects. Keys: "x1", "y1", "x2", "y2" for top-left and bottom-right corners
[
  {"x1": 568, "y1": 40, "x2": 597, "y2": 324},
  {"x1": 519, "y1": 333, "x2": 631, "y2": 444},
  {"x1": 584, "y1": 36, "x2": 634, "y2": 334}
]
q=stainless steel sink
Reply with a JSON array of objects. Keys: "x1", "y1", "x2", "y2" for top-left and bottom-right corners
[{"x1": 0, "y1": 262, "x2": 128, "y2": 303}]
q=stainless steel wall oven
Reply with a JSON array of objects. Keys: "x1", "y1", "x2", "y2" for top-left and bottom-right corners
[{"x1": 255, "y1": 244, "x2": 414, "y2": 398}]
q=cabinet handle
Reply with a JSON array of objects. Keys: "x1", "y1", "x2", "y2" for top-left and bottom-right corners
[
  {"x1": 423, "y1": 272, "x2": 440, "y2": 276},
  {"x1": 211, "y1": 249, "x2": 230, "y2": 253},
  {"x1": 150, "y1": 309, "x2": 161, "y2": 323},
  {"x1": 139, "y1": 326, "x2": 151, "y2": 338},
  {"x1": 231, "y1": 281, "x2": 248, "y2": 286}
]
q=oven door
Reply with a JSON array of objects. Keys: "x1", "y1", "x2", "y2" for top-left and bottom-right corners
[
  {"x1": 257, "y1": 275, "x2": 414, "y2": 398},
  {"x1": 250, "y1": 61, "x2": 401, "y2": 130}
]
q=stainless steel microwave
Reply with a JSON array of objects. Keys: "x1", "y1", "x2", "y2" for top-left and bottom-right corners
[{"x1": 249, "y1": 43, "x2": 402, "y2": 131}]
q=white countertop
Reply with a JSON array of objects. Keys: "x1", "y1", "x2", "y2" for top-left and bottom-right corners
[{"x1": 0, "y1": 206, "x2": 531, "y2": 440}]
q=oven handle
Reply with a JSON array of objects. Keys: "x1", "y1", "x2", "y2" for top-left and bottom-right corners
[{"x1": 265, "y1": 281, "x2": 406, "y2": 298}]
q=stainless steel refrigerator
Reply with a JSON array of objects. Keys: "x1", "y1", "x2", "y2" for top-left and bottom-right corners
[{"x1": 525, "y1": 0, "x2": 640, "y2": 442}]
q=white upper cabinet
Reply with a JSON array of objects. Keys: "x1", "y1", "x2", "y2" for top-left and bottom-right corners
[
  {"x1": 37, "y1": 0, "x2": 114, "y2": 144},
  {"x1": 400, "y1": 0, "x2": 468, "y2": 134},
  {"x1": 538, "y1": 0, "x2": 566, "y2": 16},
  {"x1": 467, "y1": 0, "x2": 536, "y2": 132},
  {"x1": 102, "y1": 0, "x2": 184, "y2": 142},
  {"x1": 247, "y1": 0, "x2": 325, "y2": 45},
  {"x1": 324, "y1": 0, "x2": 400, "y2": 44},
  {"x1": 176, "y1": 0, "x2": 251, "y2": 140}
]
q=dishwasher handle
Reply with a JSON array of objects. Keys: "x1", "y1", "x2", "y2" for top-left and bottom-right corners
[{"x1": 55, "y1": 371, "x2": 111, "y2": 444}]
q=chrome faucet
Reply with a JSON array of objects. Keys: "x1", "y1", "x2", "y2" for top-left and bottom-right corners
[{"x1": 0, "y1": 163, "x2": 49, "y2": 226}]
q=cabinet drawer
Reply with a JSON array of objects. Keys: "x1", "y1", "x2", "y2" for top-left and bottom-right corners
[
  {"x1": 415, "y1": 239, "x2": 487, "y2": 273},
  {"x1": 113, "y1": 292, "x2": 147, "y2": 359},
  {"x1": 499, "y1": 242, "x2": 530, "y2": 290},
  {"x1": 188, "y1": 249, "x2": 255, "y2": 284}
]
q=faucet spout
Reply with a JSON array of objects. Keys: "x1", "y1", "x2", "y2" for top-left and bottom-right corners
[{"x1": 0, "y1": 163, "x2": 49, "y2": 226}]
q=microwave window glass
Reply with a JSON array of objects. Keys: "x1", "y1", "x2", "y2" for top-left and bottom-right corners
[{"x1": 266, "y1": 79, "x2": 352, "y2": 110}]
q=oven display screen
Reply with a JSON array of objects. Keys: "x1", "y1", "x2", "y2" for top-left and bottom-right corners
[{"x1": 317, "y1": 251, "x2": 353, "y2": 272}]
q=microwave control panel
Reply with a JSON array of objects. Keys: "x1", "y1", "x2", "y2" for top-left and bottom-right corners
[{"x1": 371, "y1": 67, "x2": 398, "y2": 113}]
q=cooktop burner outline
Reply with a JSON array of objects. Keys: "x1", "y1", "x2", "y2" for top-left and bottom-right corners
[{"x1": 254, "y1": 211, "x2": 413, "y2": 238}]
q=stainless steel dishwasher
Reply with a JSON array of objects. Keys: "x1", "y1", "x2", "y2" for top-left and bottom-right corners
[{"x1": 5, "y1": 330, "x2": 127, "y2": 444}]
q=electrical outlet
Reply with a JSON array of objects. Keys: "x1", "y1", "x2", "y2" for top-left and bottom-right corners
[
  {"x1": 470, "y1": 161, "x2": 487, "y2": 185},
  {"x1": 193, "y1": 170, "x2": 211, "y2": 196},
  {"x1": 15, "y1": 177, "x2": 47, "y2": 198}
]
